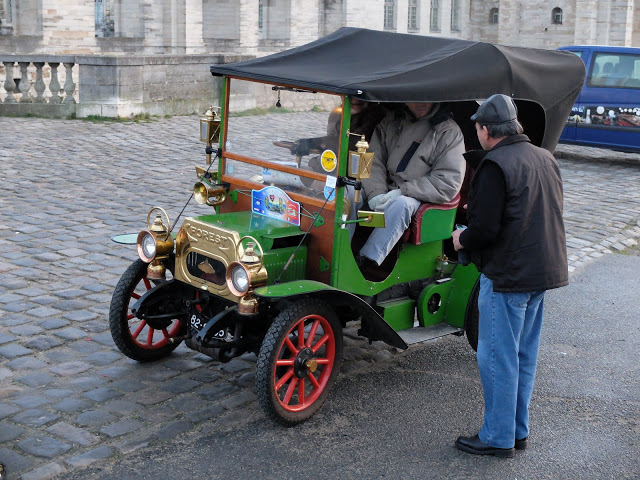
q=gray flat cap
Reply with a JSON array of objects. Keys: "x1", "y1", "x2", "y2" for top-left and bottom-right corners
[{"x1": 470, "y1": 94, "x2": 518, "y2": 125}]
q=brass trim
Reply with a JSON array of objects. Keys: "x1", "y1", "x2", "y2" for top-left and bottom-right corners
[{"x1": 174, "y1": 218, "x2": 242, "y2": 302}]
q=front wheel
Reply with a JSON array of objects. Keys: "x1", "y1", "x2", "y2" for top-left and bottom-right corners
[
  {"x1": 109, "y1": 259, "x2": 185, "y2": 362},
  {"x1": 256, "y1": 298, "x2": 343, "y2": 426}
]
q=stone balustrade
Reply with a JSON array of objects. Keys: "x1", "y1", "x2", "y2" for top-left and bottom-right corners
[
  {"x1": 0, "y1": 54, "x2": 256, "y2": 118},
  {"x1": 0, "y1": 55, "x2": 78, "y2": 117}
]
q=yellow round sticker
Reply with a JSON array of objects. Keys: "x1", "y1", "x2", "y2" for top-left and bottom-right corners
[{"x1": 321, "y1": 150, "x2": 337, "y2": 173}]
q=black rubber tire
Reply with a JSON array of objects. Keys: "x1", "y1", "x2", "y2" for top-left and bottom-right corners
[
  {"x1": 464, "y1": 278, "x2": 480, "y2": 352},
  {"x1": 256, "y1": 298, "x2": 343, "y2": 426},
  {"x1": 109, "y1": 259, "x2": 184, "y2": 362}
]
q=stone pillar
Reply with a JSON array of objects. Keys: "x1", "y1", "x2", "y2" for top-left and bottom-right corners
[
  {"x1": 63, "y1": 63, "x2": 77, "y2": 104},
  {"x1": 168, "y1": 0, "x2": 186, "y2": 54},
  {"x1": 18, "y1": 62, "x2": 33, "y2": 103},
  {"x1": 238, "y1": 0, "x2": 259, "y2": 54},
  {"x1": 632, "y1": 1, "x2": 640, "y2": 46},
  {"x1": 49, "y1": 63, "x2": 62, "y2": 104},
  {"x1": 289, "y1": 0, "x2": 319, "y2": 46},
  {"x1": 2, "y1": 62, "x2": 16, "y2": 103},
  {"x1": 185, "y1": 0, "x2": 205, "y2": 54},
  {"x1": 144, "y1": 0, "x2": 166, "y2": 54},
  {"x1": 609, "y1": 0, "x2": 634, "y2": 46},
  {"x1": 574, "y1": 0, "x2": 598, "y2": 44},
  {"x1": 596, "y1": 0, "x2": 612, "y2": 45},
  {"x1": 497, "y1": 0, "x2": 521, "y2": 46},
  {"x1": 33, "y1": 62, "x2": 46, "y2": 103}
]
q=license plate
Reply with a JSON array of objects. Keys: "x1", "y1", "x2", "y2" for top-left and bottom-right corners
[
  {"x1": 189, "y1": 310, "x2": 207, "y2": 332},
  {"x1": 189, "y1": 310, "x2": 231, "y2": 341}
]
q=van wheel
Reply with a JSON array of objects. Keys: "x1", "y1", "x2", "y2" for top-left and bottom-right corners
[
  {"x1": 464, "y1": 278, "x2": 480, "y2": 352},
  {"x1": 256, "y1": 298, "x2": 343, "y2": 426},
  {"x1": 109, "y1": 260, "x2": 185, "y2": 362}
]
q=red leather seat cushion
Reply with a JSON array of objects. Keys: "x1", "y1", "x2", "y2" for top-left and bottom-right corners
[{"x1": 402, "y1": 192, "x2": 461, "y2": 245}]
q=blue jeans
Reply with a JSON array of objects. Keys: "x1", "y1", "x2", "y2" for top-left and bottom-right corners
[
  {"x1": 359, "y1": 195, "x2": 420, "y2": 265},
  {"x1": 477, "y1": 274, "x2": 545, "y2": 448}
]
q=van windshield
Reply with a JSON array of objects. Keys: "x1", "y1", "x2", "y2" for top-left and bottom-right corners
[{"x1": 587, "y1": 52, "x2": 640, "y2": 88}]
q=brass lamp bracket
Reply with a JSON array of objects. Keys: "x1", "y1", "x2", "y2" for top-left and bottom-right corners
[
  {"x1": 236, "y1": 236, "x2": 264, "y2": 271},
  {"x1": 146, "y1": 207, "x2": 171, "y2": 241}
]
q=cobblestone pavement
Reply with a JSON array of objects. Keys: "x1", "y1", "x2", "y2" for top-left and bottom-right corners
[{"x1": 1, "y1": 114, "x2": 640, "y2": 480}]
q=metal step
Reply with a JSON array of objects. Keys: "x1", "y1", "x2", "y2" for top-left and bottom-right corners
[{"x1": 396, "y1": 323, "x2": 462, "y2": 346}]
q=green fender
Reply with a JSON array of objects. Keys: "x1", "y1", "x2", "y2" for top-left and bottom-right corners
[{"x1": 254, "y1": 280, "x2": 408, "y2": 350}]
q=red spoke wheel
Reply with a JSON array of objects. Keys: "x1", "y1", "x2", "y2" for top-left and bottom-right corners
[
  {"x1": 256, "y1": 298, "x2": 343, "y2": 425},
  {"x1": 109, "y1": 259, "x2": 185, "y2": 361}
]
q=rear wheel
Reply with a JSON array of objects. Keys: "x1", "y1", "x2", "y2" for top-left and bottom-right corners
[
  {"x1": 256, "y1": 298, "x2": 343, "y2": 426},
  {"x1": 109, "y1": 259, "x2": 185, "y2": 361},
  {"x1": 464, "y1": 279, "x2": 480, "y2": 351}
]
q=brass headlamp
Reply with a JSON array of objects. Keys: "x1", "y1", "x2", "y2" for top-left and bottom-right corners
[
  {"x1": 200, "y1": 106, "x2": 221, "y2": 165},
  {"x1": 137, "y1": 208, "x2": 175, "y2": 280},
  {"x1": 225, "y1": 237, "x2": 268, "y2": 315}
]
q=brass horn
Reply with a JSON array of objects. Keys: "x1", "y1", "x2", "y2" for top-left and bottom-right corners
[{"x1": 193, "y1": 182, "x2": 227, "y2": 206}]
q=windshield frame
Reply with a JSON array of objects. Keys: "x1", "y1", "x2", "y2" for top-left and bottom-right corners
[{"x1": 218, "y1": 76, "x2": 352, "y2": 211}]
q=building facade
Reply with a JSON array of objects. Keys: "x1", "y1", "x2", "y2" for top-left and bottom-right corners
[{"x1": 1, "y1": 0, "x2": 639, "y2": 56}]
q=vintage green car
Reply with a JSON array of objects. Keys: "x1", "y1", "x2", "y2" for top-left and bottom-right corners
[{"x1": 109, "y1": 28, "x2": 584, "y2": 425}]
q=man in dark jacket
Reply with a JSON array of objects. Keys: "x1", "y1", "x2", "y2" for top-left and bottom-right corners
[{"x1": 451, "y1": 94, "x2": 568, "y2": 458}]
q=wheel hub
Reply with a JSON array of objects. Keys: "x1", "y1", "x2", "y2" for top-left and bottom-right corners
[{"x1": 293, "y1": 347, "x2": 316, "y2": 378}]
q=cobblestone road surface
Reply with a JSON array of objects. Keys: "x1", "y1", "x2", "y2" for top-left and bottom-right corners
[{"x1": 1, "y1": 114, "x2": 640, "y2": 480}]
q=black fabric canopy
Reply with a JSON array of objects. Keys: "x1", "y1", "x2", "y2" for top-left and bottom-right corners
[{"x1": 211, "y1": 28, "x2": 585, "y2": 150}]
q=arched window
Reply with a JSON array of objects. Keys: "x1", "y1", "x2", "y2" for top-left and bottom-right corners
[
  {"x1": 489, "y1": 8, "x2": 499, "y2": 24},
  {"x1": 552, "y1": 7, "x2": 563, "y2": 25},
  {"x1": 384, "y1": 0, "x2": 396, "y2": 30}
]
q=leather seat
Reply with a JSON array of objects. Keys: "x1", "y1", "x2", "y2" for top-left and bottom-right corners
[{"x1": 401, "y1": 192, "x2": 461, "y2": 245}]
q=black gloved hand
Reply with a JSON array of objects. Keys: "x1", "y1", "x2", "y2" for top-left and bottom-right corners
[{"x1": 290, "y1": 138, "x2": 312, "y2": 156}]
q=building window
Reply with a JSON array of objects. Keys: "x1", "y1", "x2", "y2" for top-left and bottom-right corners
[
  {"x1": 95, "y1": 0, "x2": 114, "y2": 37},
  {"x1": 451, "y1": 0, "x2": 460, "y2": 32},
  {"x1": 258, "y1": 0, "x2": 263, "y2": 32},
  {"x1": 384, "y1": 0, "x2": 396, "y2": 30},
  {"x1": 0, "y1": 0, "x2": 13, "y2": 25},
  {"x1": 489, "y1": 8, "x2": 499, "y2": 24},
  {"x1": 430, "y1": 0, "x2": 440, "y2": 31},
  {"x1": 552, "y1": 7, "x2": 563, "y2": 25},
  {"x1": 408, "y1": 0, "x2": 419, "y2": 31}
]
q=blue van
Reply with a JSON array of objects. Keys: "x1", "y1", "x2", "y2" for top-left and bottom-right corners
[{"x1": 558, "y1": 45, "x2": 640, "y2": 152}]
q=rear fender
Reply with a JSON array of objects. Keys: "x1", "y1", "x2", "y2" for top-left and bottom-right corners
[{"x1": 255, "y1": 281, "x2": 408, "y2": 350}]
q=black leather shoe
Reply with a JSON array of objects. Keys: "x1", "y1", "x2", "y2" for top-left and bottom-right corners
[
  {"x1": 515, "y1": 437, "x2": 528, "y2": 450},
  {"x1": 455, "y1": 434, "x2": 515, "y2": 458}
]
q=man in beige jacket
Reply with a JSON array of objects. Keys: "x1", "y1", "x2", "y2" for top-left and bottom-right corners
[{"x1": 356, "y1": 102, "x2": 466, "y2": 267}]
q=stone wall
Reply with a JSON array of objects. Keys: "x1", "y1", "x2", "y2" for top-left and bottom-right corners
[{"x1": 2, "y1": 0, "x2": 639, "y2": 57}]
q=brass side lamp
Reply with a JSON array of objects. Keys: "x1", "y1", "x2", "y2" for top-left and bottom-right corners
[
  {"x1": 347, "y1": 133, "x2": 374, "y2": 203},
  {"x1": 345, "y1": 132, "x2": 384, "y2": 229},
  {"x1": 200, "y1": 106, "x2": 221, "y2": 165}
]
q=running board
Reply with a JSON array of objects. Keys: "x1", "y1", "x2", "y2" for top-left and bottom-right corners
[{"x1": 397, "y1": 324, "x2": 462, "y2": 346}]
